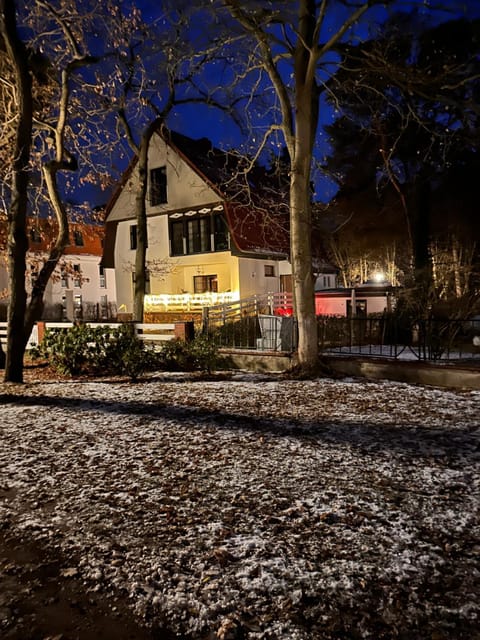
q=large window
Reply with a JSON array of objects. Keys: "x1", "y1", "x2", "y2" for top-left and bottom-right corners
[
  {"x1": 150, "y1": 166, "x2": 167, "y2": 206},
  {"x1": 129, "y1": 224, "x2": 148, "y2": 250},
  {"x1": 169, "y1": 211, "x2": 229, "y2": 256},
  {"x1": 187, "y1": 216, "x2": 211, "y2": 253}
]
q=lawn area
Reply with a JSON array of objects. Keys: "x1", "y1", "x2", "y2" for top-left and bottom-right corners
[{"x1": 0, "y1": 372, "x2": 478, "y2": 639}]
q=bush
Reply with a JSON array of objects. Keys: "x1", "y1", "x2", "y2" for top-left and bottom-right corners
[
  {"x1": 31, "y1": 323, "x2": 104, "y2": 376},
  {"x1": 31, "y1": 323, "x2": 219, "y2": 379},
  {"x1": 31, "y1": 323, "x2": 160, "y2": 380},
  {"x1": 159, "y1": 335, "x2": 218, "y2": 373},
  {"x1": 102, "y1": 323, "x2": 159, "y2": 381}
]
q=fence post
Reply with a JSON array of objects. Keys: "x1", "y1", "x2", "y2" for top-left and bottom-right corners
[
  {"x1": 36, "y1": 321, "x2": 46, "y2": 344},
  {"x1": 202, "y1": 307, "x2": 209, "y2": 334},
  {"x1": 175, "y1": 321, "x2": 195, "y2": 342}
]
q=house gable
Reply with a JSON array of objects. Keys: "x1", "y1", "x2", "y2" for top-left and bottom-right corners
[{"x1": 105, "y1": 131, "x2": 221, "y2": 224}]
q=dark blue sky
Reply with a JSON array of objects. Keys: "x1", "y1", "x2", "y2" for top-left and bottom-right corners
[{"x1": 83, "y1": 0, "x2": 480, "y2": 208}]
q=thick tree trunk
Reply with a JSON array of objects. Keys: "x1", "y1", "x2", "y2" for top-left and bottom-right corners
[
  {"x1": 290, "y1": 0, "x2": 319, "y2": 371},
  {"x1": 1, "y1": 0, "x2": 33, "y2": 383}
]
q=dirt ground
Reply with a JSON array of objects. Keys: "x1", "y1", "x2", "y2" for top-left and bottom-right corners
[{"x1": 0, "y1": 529, "x2": 169, "y2": 640}]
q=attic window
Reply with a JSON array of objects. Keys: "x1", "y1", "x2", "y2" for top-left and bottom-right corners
[
  {"x1": 29, "y1": 227, "x2": 41, "y2": 244},
  {"x1": 150, "y1": 166, "x2": 167, "y2": 206},
  {"x1": 73, "y1": 230, "x2": 84, "y2": 247}
]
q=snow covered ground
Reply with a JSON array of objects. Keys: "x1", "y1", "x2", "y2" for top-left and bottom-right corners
[{"x1": 0, "y1": 371, "x2": 479, "y2": 639}]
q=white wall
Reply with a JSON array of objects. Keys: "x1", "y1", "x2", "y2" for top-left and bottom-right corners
[
  {"x1": 42, "y1": 255, "x2": 116, "y2": 317},
  {"x1": 107, "y1": 132, "x2": 221, "y2": 223}
]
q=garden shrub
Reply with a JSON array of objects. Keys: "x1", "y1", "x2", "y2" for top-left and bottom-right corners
[
  {"x1": 31, "y1": 323, "x2": 160, "y2": 380},
  {"x1": 159, "y1": 335, "x2": 218, "y2": 373},
  {"x1": 31, "y1": 323, "x2": 218, "y2": 379}
]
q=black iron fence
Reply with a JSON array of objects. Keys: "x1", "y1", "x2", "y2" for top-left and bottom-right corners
[
  {"x1": 205, "y1": 306, "x2": 480, "y2": 363},
  {"x1": 318, "y1": 316, "x2": 480, "y2": 362}
]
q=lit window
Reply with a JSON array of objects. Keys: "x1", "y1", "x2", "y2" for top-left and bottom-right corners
[
  {"x1": 149, "y1": 166, "x2": 167, "y2": 206},
  {"x1": 194, "y1": 275, "x2": 218, "y2": 294}
]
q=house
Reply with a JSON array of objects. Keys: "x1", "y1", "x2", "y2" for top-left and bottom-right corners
[
  {"x1": 103, "y1": 125, "x2": 330, "y2": 320},
  {"x1": 0, "y1": 217, "x2": 117, "y2": 321}
]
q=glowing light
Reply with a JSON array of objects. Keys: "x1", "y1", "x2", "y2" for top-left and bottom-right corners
[{"x1": 372, "y1": 272, "x2": 386, "y2": 283}]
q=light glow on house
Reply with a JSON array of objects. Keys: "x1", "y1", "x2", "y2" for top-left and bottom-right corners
[{"x1": 144, "y1": 291, "x2": 240, "y2": 312}]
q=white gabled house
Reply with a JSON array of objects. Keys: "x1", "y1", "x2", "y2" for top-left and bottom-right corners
[{"x1": 103, "y1": 125, "x2": 311, "y2": 319}]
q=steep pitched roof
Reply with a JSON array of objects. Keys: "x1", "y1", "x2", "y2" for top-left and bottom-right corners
[{"x1": 104, "y1": 124, "x2": 291, "y2": 258}]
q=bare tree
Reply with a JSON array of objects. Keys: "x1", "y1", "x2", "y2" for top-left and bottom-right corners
[
  {"x1": 0, "y1": 0, "x2": 142, "y2": 381},
  {"x1": 0, "y1": 0, "x2": 32, "y2": 379},
  {"x1": 212, "y1": 0, "x2": 397, "y2": 371}
]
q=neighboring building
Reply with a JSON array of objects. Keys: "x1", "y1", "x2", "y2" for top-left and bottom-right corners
[
  {"x1": 0, "y1": 218, "x2": 117, "y2": 321},
  {"x1": 103, "y1": 125, "x2": 329, "y2": 319},
  {"x1": 273, "y1": 282, "x2": 396, "y2": 317},
  {"x1": 314, "y1": 283, "x2": 397, "y2": 316}
]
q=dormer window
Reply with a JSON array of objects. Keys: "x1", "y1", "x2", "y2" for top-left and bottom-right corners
[
  {"x1": 73, "y1": 230, "x2": 84, "y2": 247},
  {"x1": 29, "y1": 227, "x2": 41, "y2": 244},
  {"x1": 149, "y1": 166, "x2": 167, "y2": 206}
]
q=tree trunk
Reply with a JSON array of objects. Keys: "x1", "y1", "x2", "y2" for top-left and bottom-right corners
[
  {"x1": 290, "y1": 1, "x2": 319, "y2": 371},
  {"x1": 132, "y1": 121, "x2": 158, "y2": 322},
  {"x1": 1, "y1": 0, "x2": 33, "y2": 383}
]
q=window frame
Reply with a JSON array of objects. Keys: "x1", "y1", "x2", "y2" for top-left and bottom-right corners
[{"x1": 149, "y1": 166, "x2": 167, "y2": 206}]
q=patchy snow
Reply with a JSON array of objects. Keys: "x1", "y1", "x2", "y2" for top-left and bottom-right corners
[{"x1": 0, "y1": 372, "x2": 479, "y2": 638}]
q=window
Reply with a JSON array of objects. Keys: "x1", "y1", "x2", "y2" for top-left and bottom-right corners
[
  {"x1": 169, "y1": 211, "x2": 229, "y2": 256},
  {"x1": 187, "y1": 216, "x2": 211, "y2": 253},
  {"x1": 99, "y1": 265, "x2": 106, "y2": 288},
  {"x1": 29, "y1": 227, "x2": 41, "y2": 244},
  {"x1": 74, "y1": 294, "x2": 82, "y2": 320},
  {"x1": 264, "y1": 264, "x2": 275, "y2": 277},
  {"x1": 132, "y1": 270, "x2": 151, "y2": 294},
  {"x1": 171, "y1": 220, "x2": 185, "y2": 256},
  {"x1": 60, "y1": 269, "x2": 69, "y2": 288},
  {"x1": 73, "y1": 230, "x2": 84, "y2": 247},
  {"x1": 130, "y1": 225, "x2": 137, "y2": 250},
  {"x1": 73, "y1": 264, "x2": 81, "y2": 288},
  {"x1": 194, "y1": 275, "x2": 218, "y2": 294},
  {"x1": 149, "y1": 166, "x2": 167, "y2": 206},
  {"x1": 213, "y1": 214, "x2": 229, "y2": 251},
  {"x1": 129, "y1": 224, "x2": 148, "y2": 250},
  {"x1": 346, "y1": 299, "x2": 367, "y2": 317}
]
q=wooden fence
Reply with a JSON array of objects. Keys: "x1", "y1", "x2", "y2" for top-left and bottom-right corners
[{"x1": 0, "y1": 321, "x2": 183, "y2": 350}]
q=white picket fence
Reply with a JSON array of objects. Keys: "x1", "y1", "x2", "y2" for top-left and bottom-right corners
[{"x1": 0, "y1": 321, "x2": 177, "y2": 349}]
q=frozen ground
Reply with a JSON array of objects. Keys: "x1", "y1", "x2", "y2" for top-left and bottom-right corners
[{"x1": 0, "y1": 370, "x2": 479, "y2": 639}]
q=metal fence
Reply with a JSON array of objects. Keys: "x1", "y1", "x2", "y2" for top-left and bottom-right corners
[
  {"x1": 318, "y1": 316, "x2": 480, "y2": 362},
  {"x1": 205, "y1": 307, "x2": 480, "y2": 363}
]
